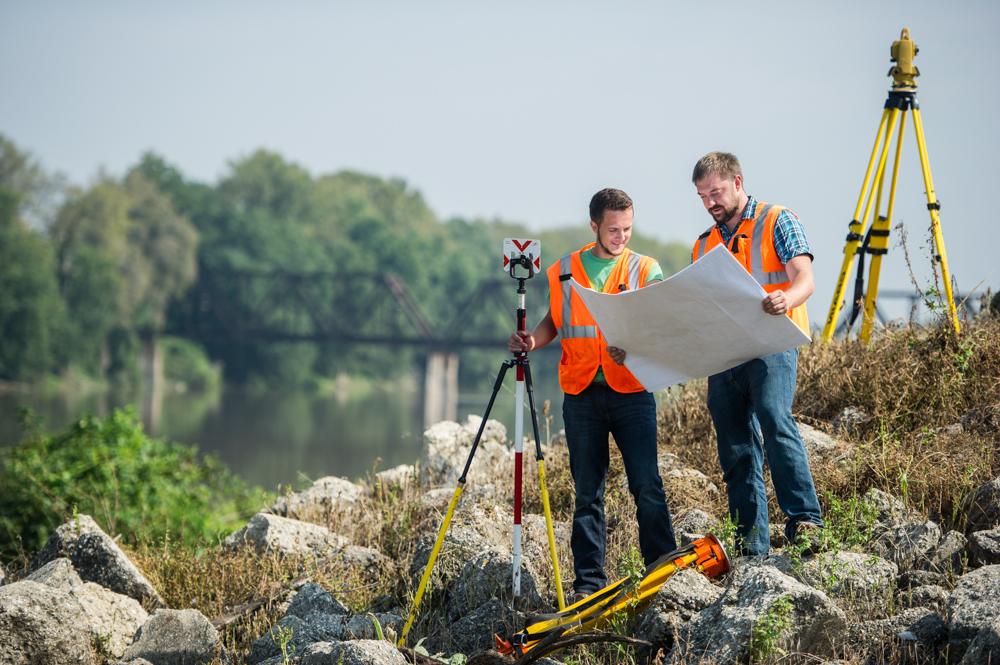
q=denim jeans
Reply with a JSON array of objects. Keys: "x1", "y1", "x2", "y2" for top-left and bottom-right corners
[
  {"x1": 563, "y1": 383, "x2": 677, "y2": 593},
  {"x1": 707, "y1": 348, "x2": 823, "y2": 555}
]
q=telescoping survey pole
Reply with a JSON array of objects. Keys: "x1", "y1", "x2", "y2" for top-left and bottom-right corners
[{"x1": 398, "y1": 239, "x2": 565, "y2": 648}]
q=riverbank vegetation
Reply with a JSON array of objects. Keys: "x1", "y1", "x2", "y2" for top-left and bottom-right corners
[{"x1": 2, "y1": 315, "x2": 997, "y2": 662}]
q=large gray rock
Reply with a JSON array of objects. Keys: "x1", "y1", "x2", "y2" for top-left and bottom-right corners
[
  {"x1": 669, "y1": 561, "x2": 847, "y2": 663},
  {"x1": 865, "y1": 488, "x2": 919, "y2": 533},
  {"x1": 797, "y1": 551, "x2": 897, "y2": 611},
  {"x1": 225, "y1": 512, "x2": 349, "y2": 557},
  {"x1": 832, "y1": 406, "x2": 871, "y2": 436},
  {"x1": 422, "y1": 416, "x2": 510, "y2": 487},
  {"x1": 923, "y1": 529, "x2": 968, "y2": 575},
  {"x1": 30, "y1": 514, "x2": 164, "y2": 606},
  {"x1": 798, "y1": 422, "x2": 847, "y2": 461},
  {"x1": 970, "y1": 527, "x2": 1000, "y2": 566},
  {"x1": 14, "y1": 560, "x2": 147, "y2": 660},
  {"x1": 284, "y1": 583, "x2": 350, "y2": 619},
  {"x1": 873, "y1": 520, "x2": 941, "y2": 571},
  {"x1": 847, "y1": 607, "x2": 947, "y2": 661},
  {"x1": 269, "y1": 476, "x2": 364, "y2": 520},
  {"x1": 948, "y1": 564, "x2": 1000, "y2": 651},
  {"x1": 636, "y1": 569, "x2": 722, "y2": 650},
  {"x1": 447, "y1": 547, "x2": 542, "y2": 621},
  {"x1": 258, "y1": 639, "x2": 407, "y2": 665},
  {"x1": 447, "y1": 598, "x2": 520, "y2": 655},
  {"x1": 896, "y1": 584, "x2": 949, "y2": 614},
  {"x1": 122, "y1": 608, "x2": 220, "y2": 665},
  {"x1": 374, "y1": 464, "x2": 417, "y2": 492},
  {"x1": 250, "y1": 612, "x2": 402, "y2": 663},
  {"x1": 959, "y1": 615, "x2": 1000, "y2": 665},
  {"x1": 673, "y1": 509, "x2": 720, "y2": 546},
  {"x1": 0, "y1": 580, "x2": 98, "y2": 665},
  {"x1": 968, "y1": 477, "x2": 1000, "y2": 532}
]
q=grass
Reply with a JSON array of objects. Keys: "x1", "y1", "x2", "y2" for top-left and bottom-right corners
[{"x1": 8, "y1": 315, "x2": 1000, "y2": 664}]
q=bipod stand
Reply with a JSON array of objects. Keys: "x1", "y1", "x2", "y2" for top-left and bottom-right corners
[
  {"x1": 398, "y1": 267, "x2": 565, "y2": 648},
  {"x1": 822, "y1": 27, "x2": 960, "y2": 343}
]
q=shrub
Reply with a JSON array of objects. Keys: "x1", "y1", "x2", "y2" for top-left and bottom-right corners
[
  {"x1": 162, "y1": 335, "x2": 221, "y2": 392},
  {"x1": 0, "y1": 407, "x2": 269, "y2": 561}
]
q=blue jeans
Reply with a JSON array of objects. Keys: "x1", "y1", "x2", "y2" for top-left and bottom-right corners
[
  {"x1": 563, "y1": 384, "x2": 677, "y2": 593},
  {"x1": 707, "y1": 348, "x2": 822, "y2": 555}
]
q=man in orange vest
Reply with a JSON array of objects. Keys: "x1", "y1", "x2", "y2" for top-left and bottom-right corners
[
  {"x1": 508, "y1": 188, "x2": 676, "y2": 598},
  {"x1": 691, "y1": 151, "x2": 823, "y2": 556}
]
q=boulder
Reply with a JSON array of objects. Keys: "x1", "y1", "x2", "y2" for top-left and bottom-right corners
[
  {"x1": 0, "y1": 562, "x2": 5, "y2": 585},
  {"x1": 0, "y1": 580, "x2": 99, "y2": 665},
  {"x1": 15, "y1": 560, "x2": 147, "y2": 660},
  {"x1": 284, "y1": 583, "x2": 350, "y2": 619},
  {"x1": 636, "y1": 569, "x2": 722, "y2": 651},
  {"x1": 898, "y1": 569, "x2": 948, "y2": 590},
  {"x1": 669, "y1": 561, "x2": 847, "y2": 663},
  {"x1": 447, "y1": 547, "x2": 542, "y2": 621},
  {"x1": 269, "y1": 476, "x2": 364, "y2": 521},
  {"x1": 673, "y1": 509, "x2": 720, "y2": 546},
  {"x1": 865, "y1": 489, "x2": 919, "y2": 534},
  {"x1": 947, "y1": 564, "x2": 1000, "y2": 652},
  {"x1": 644, "y1": 453, "x2": 719, "y2": 495},
  {"x1": 831, "y1": 406, "x2": 871, "y2": 436},
  {"x1": 847, "y1": 607, "x2": 947, "y2": 661},
  {"x1": 258, "y1": 639, "x2": 407, "y2": 665},
  {"x1": 520, "y1": 513, "x2": 571, "y2": 591},
  {"x1": 250, "y1": 611, "x2": 403, "y2": 663},
  {"x1": 969, "y1": 527, "x2": 1000, "y2": 567},
  {"x1": 225, "y1": 512, "x2": 349, "y2": 557},
  {"x1": 797, "y1": 551, "x2": 897, "y2": 611},
  {"x1": 447, "y1": 598, "x2": 521, "y2": 655},
  {"x1": 30, "y1": 514, "x2": 164, "y2": 606},
  {"x1": 968, "y1": 476, "x2": 1000, "y2": 532},
  {"x1": 873, "y1": 520, "x2": 941, "y2": 571},
  {"x1": 122, "y1": 608, "x2": 220, "y2": 665},
  {"x1": 959, "y1": 615, "x2": 1000, "y2": 665},
  {"x1": 374, "y1": 464, "x2": 417, "y2": 492},
  {"x1": 798, "y1": 422, "x2": 846, "y2": 461},
  {"x1": 896, "y1": 584, "x2": 949, "y2": 614},
  {"x1": 922, "y1": 529, "x2": 968, "y2": 575},
  {"x1": 422, "y1": 416, "x2": 510, "y2": 487}
]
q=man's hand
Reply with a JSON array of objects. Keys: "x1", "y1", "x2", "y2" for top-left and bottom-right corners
[
  {"x1": 762, "y1": 290, "x2": 789, "y2": 316},
  {"x1": 607, "y1": 346, "x2": 627, "y2": 365},
  {"x1": 508, "y1": 331, "x2": 534, "y2": 354}
]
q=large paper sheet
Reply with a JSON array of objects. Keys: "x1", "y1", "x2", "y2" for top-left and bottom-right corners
[{"x1": 571, "y1": 245, "x2": 811, "y2": 391}]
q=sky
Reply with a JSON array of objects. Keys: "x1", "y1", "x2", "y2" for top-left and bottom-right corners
[{"x1": 2, "y1": 0, "x2": 998, "y2": 327}]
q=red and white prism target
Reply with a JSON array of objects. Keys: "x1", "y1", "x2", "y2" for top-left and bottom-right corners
[{"x1": 502, "y1": 238, "x2": 541, "y2": 273}]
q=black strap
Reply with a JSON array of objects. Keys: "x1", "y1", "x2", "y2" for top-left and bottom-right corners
[
  {"x1": 698, "y1": 229, "x2": 712, "y2": 240},
  {"x1": 559, "y1": 274, "x2": 571, "y2": 282}
]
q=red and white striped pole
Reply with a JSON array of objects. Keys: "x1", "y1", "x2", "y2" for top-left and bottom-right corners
[{"x1": 512, "y1": 278, "x2": 527, "y2": 600}]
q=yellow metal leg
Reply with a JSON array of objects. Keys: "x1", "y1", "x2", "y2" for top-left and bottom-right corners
[
  {"x1": 911, "y1": 108, "x2": 960, "y2": 335},
  {"x1": 861, "y1": 110, "x2": 908, "y2": 342},
  {"x1": 823, "y1": 108, "x2": 893, "y2": 340},
  {"x1": 537, "y1": 459, "x2": 565, "y2": 610},
  {"x1": 398, "y1": 484, "x2": 464, "y2": 646}
]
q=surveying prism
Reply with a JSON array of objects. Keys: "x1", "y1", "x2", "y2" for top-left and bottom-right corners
[
  {"x1": 398, "y1": 239, "x2": 565, "y2": 647},
  {"x1": 822, "y1": 28, "x2": 960, "y2": 342}
]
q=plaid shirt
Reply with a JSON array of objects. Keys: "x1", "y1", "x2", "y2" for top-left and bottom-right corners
[{"x1": 715, "y1": 195, "x2": 812, "y2": 265}]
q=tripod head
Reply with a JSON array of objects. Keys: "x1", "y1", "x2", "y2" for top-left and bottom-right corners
[{"x1": 889, "y1": 27, "x2": 920, "y2": 91}]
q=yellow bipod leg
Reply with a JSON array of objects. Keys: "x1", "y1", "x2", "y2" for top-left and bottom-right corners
[
  {"x1": 398, "y1": 484, "x2": 463, "y2": 647},
  {"x1": 537, "y1": 458, "x2": 565, "y2": 610}
]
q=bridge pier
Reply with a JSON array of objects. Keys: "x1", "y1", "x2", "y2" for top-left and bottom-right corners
[{"x1": 423, "y1": 351, "x2": 459, "y2": 428}]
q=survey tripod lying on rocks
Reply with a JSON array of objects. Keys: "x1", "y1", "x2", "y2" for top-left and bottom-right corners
[{"x1": 493, "y1": 534, "x2": 730, "y2": 663}]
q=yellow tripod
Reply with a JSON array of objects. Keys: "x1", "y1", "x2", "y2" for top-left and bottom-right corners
[{"x1": 822, "y1": 28, "x2": 960, "y2": 343}]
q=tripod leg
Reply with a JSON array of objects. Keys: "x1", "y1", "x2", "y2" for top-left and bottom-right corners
[
  {"x1": 823, "y1": 108, "x2": 893, "y2": 340},
  {"x1": 523, "y1": 361, "x2": 566, "y2": 610},
  {"x1": 911, "y1": 107, "x2": 961, "y2": 334},
  {"x1": 861, "y1": 109, "x2": 908, "y2": 342},
  {"x1": 398, "y1": 360, "x2": 512, "y2": 647}
]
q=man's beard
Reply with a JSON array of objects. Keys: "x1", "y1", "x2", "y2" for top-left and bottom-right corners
[
  {"x1": 711, "y1": 203, "x2": 740, "y2": 225},
  {"x1": 596, "y1": 235, "x2": 624, "y2": 256}
]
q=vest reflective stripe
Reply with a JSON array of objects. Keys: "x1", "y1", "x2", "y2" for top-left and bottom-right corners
[
  {"x1": 747, "y1": 204, "x2": 790, "y2": 284},
  {"x1": 559, "y1": 254, "x2": 574, "y2": 328},
  {"x1": 696, "y1": 235, "x2": 709, "y2": 259},
  {"x1": 627, "y1": 253, "x2": 641, "y2": 291},
  {"x1": 560, "y1": 325, "x2": 598, "y2": 339}
]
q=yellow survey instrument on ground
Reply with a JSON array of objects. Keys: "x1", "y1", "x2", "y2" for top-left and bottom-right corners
[
  {"x1": 494, "y1": 534, "x2": 729, "y2": 662},
  {"x1": 823, "y1": 28, "x2": 960, "y2": 342}
]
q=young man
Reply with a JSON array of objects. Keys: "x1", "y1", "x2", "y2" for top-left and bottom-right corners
[
  {"x1": 691, "y1": 151, "x2": 823, "y2": 555},
  {"x1": 508, "y1": 188, "x2": 676, "y2": 598}
]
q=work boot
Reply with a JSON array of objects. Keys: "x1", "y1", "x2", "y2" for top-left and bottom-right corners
[{"x1": 790, "y1": 521, "x2": 823, "y2": 557}]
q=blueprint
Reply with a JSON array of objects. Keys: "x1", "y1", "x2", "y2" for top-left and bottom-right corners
[{"x1": 570, "y1": 245, "x2": 811, "y2": 391}]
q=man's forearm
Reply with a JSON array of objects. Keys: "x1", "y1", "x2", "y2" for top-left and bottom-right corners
[{"x1": 530, "y1": 311, "x2": 558, "y2": 350}]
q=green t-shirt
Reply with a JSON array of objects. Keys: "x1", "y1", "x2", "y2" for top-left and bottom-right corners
[{"x1": 578, "y1": 249, "x2": 663, "y2": 383}]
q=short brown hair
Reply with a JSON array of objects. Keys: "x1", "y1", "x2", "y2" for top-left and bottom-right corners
[
  {"x1": 692, "y1": 152, "x2": 743, "y2": 183},
  {"x1": 589, "y1": 188, "x2": 633, "y2": 223}
]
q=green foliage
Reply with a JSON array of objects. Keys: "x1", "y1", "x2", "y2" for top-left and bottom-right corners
[
  {"x1": 162, "y1": 336, "x2": 221, "y2": 392},
  {"x1": 749, "y1": 595, "x2": 793, "y2": 663},
  {"x1": 0, "y1": 408, "x2": 268, "y2": 561}
]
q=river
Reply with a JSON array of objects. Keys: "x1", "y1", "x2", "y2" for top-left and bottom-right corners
[{"x1": 0, "y1": 357, "x2": 567, "y2": 491}]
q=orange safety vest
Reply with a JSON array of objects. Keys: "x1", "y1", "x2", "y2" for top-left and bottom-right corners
[
  {"x1": 547, "y1": 243, "x2": 657, "y2": 395},
  {"x1": 691, "y1": 201, "x2": 810, "y2": 334}
]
